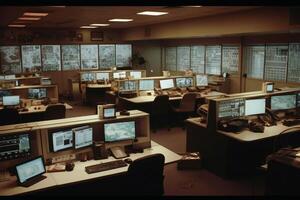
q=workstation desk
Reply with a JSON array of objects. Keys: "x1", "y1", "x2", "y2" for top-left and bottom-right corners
[
  {"x1": 83, "y1": 84, "x2": 112, "y2": 106},
  {"x1": 185, "y1": 117, "x2": 300, "y2": 178}
]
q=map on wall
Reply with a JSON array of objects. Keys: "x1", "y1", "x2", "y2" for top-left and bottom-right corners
[
  {"x1": 176, "y1": 46, "x2": 190, "y2": 71},
  {"x1": 165, "y1": 47, "x2": 177, "y2": 71},
  {"x1": 21, "y1": 45, "x2": 42, "y2": 73},
  {"x1": 244, "y1": 46, "x2": 265, "y2": 79},
  {"x1": 61, "y1": 45, "x2": 80, "y2": 70},
  {"x1": 288, "y1": 43, "x2": 300, "y2": 83},
  {"x1": 205, "y1": 45, "x2": 221, "y2": 75},
  {"x1": 264, "y1": 45, "x2": 288, "y2": 81},
  {"x1": 41, "y1": 45, "x2": 61, "y2": 71},
  {"x1": 99, "y1": 44, "x2": 115, "y2": 68},
  {"x1": 81, "y1": 45, "x2": 99, "y2": 70},
  {"x1": 0, "y1": 46, "x2": 22, "y2": 74},
  {"x1": 116, "y1": 44, "x2": 132, "y2": 67},
  {"x1": 222, "y1": 46, "x2": 239, "y2": 74},
  {"x1": 191, "y1": 45, "x2": 205, "y2": 73}
]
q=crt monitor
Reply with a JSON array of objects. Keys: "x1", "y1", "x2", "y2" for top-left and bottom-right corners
[
  {"x1": 130, "y1": 71, "x2": 142, "y2": 79},
  {"x1": 104, "y1": 107, "x2": 116, "y2": 118},
  {"x1": 245, "y1": 98, "x2": 266, "y2": 116},
  {"x1": 28, "y1": 88, "x2": 47, "y2": 99},
  {"x1": 96, "y1": 72, "x2": 110, "y2": 81},
  {"x1": 0, "y1": 133, "x2": 31, "y2": 161},
  {"x1": 270, "y1": 94, "x2": 297, "y2": 111},
  {"x1": 73, "y1": 126, "x2": 93, "y2": 149},
  {"x1": 50, "y1": 129, "x2": 73, "y2": 152},
  {"x1": 160, "y1": 79, "x2": 174, "y2": 90},
  {"x1": 104, "y1": 121, "x2": 136, "y2": 142},
  {"x1": 196, "y1": 74, "x2": 208, "y2": 87},
  {"x1": 3, "y1": 95, "x2": 20, "y2": 106},
  {"x1": 139, "y1": 80, "x2": 154, "y2": 91},
  {"x1": 176, "y1": 77, "x2": 193, "y2": 88}
]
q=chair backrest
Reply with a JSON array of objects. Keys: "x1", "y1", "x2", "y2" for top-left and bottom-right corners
[
  {"x1": 44, "y1": 103, "x2": 66, "y2": 120},
  {"x1": 179, "y1": 92, "x2": 197, "y2": 112},
  {"x1": 152, "y1": 95, "x2": 170, "y2": 115},
  {"x1": 127, "y1": 153, "x2": 165, "y2": 195},
  {"x1": 0, "y1": 107, "x2": 20, "y2": 125}
]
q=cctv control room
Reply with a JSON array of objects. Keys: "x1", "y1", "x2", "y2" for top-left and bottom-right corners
[{"x1": 0, "y1": 1, "x2": 300, "y2": 197}]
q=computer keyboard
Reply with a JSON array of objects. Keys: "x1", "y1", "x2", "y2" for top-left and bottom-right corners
[
  {"x1": 85, "y1": 160, "x2": 127, "y2": 174},
  {"x1": 282, "y1": 119, "x2": 300, "y2": 127}
]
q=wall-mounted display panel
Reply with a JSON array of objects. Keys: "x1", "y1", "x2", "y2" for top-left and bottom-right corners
[
  {"x1": 116, "y1": 44, "x2": 131, "y2": 68},
  {"x1": 205, "y1": 45, "x2": 221, "y2": 75},
  {"x1": 80, "y1": 45, "x2": 99, "y2": 70},
  {"x1": 0, "y1": 46, "x2": 22, "y2": 74},
  {"x1": 165, "y1": 47, "x2": 177, "y2": 71},
  {"x1": 176, "y1": 46, "x2": 190, "y2": 71},
  {"x1": 191, "y1": 45, "x2": 205, "y2": 73},
  {"x1": 61, "y1": 45, "x2": 80, "y2": 71},
  {"x1": 244, "y1": 46, "x2": 265, "y2": 79},
  {"x1": 222, "y1": 46, "x2": 239, "y2": 74},
  {"x1": 264, "y1": 45, "x2": 288, "y2": 81},
  {"x1": 21, "y1": 45, "x2": 41, "y2": 73},
  {"x1": 41, "y1": 45, "x2": 61, "y2": 71},
  {"x1": 99, "y1": 44, "x2": 116, "y2": 69},
  {"x1": 288, "y1": 43, "x2": 300, "y2": 83}
]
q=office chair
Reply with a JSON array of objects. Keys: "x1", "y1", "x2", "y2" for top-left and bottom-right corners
[
  {"x1": 171, "y1": 92, "x2": 197, "y2": 128},
  {"x1": 126, "y1": 153, "x2": 165, "y2": 196},
  {"x1": 150, "y1": 95, "x2": 170, "y2": 132},
  {"x1": 44, "y1": 103, "x2": 66, "y2": 120},
  {"x1": 0, "y1": 107, "x2": 20, "y2": 125}
]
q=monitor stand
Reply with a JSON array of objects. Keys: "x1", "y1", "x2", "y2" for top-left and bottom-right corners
[
  {"x1": 110, "y1": 146, "x2": 128, "y2": 159},
  {"x1": 19, "y1": 175, "x2": 47, "y2": 187}
]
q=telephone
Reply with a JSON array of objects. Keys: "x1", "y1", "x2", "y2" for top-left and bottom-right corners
[
  {"x1": 154, "y1": 87, "x2": 162, "y2": 95},
  {"x1": 109, "y1": 146, "x2": 128, "y2": 159},
  {"x1": 218, "y1": 118, "x2": 249, "y2": 132},
  {"x1": 187, "y1": 87, "x2": 197, "y2": 92},
  {"x1": 258, "y1": 108, "x2": 278, "y2": 126}
]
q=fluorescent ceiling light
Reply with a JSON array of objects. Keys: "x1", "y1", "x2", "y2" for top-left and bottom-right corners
[
  {"x1": 185, "y1": 6, "x2": 202, "y2": 8},
  {"x1": 137, "y1": 11, "x2": 168, "y2": 16},
  {"x1": 90, "y1": 23, "x2": 110, "y2": 27},
  {"x1": 23, "y1": 12, "x2": 49, "y2": 17},
  {"x1": 80, "y1": 26, "x2": 97, "y2": 28},
  {"x1": 8, "y1": 24, "x2": 26, "y2": 27},
  {"x1": 109, "y1": 18, "x2": 133, "y2": 22},
  {"x1": 18, "y1": 17, "x2": 41, "y2": 21}
]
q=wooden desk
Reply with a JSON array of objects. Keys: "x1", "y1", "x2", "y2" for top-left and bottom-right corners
[
  {"x1": 0, "y1": 141, "x2": 181, "y2": 196},
  {"x1": 85, "y1": 84, "x2": 112, "y2": 105},
  {"x1": 18, "y1": 103, "x2": 72, "y2": 115}
]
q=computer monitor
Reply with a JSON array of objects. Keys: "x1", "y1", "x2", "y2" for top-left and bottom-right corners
[
  {"x1": 175, "y1": 77, "x2": 193, "y2": 88},
  {"x1": 28, "y1": 88, "x2": 47, "y2": 99},
  {"x1": 130, "y1": 71, "x2": 142, "y2": 79},
  {"x1": 119, "y1": 80, "x2": 137, "y2": 92},
  {"x1": 113, "y1": 71, "x2": 126, "y2": 79},
  {"x1": 50, "y1": 129, "x2": 73, "y2": 152},
  {"x1": 96, "y1": 72, "x2": 110, "y2": 81},
  {"x1": 297, "y1": 92, "x2": 300, "y2": 108},
  {"x1": 3, "y1": 95, "x2": 20, "y2": 106},
  {"x1": 104, "y1": 121, "x2": 136, "y2": 142},
  {"x1": 15, "y1": 156, "x2": 46, "y2": 185},
  {"x1": 139, "y1": 80, "x2": 154, "y2": 91},
  {"x1": 73, "y1": 126, "x2": 93, "y2": 149},
  {"x1": 245, "y1": 98, "x2": 266, "y2": 116},
  {"x1": 270, "y1": 94, "x2": 297, "y2": 111},
  {"x1": 103, "y1": 107, "x2": 116, "y2": 118},
  {"x1": 4, "y1": 74, "x2": 16, "y2": 80},
  {"x1": 160, "y1": 79, "x2": 174, "y2": 90},
  {"x1": 196, "y1": 74, "x2": 208, "y2": 87},
  {"x1": 218, "y1": 98, "x2": 245, "y2": 118},
  {"x1": 113, "y1": 72, "x2": 120, "y2": 79},
  {"x1": 81, "y1": 72, "x2": 95, "y2": 82},
  {"x1": 0, "y1": 133, "x2": 31, "y2": 161}
]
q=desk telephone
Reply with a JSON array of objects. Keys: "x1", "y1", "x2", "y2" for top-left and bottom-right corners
[
  {"x1": 109, "y1": 146, "x2": 128, "y2": 159},
  {"x1": 258, "y1": 108, "x2": 278, "y2": 127},
  {"x1": 218, "y1": 118, "x2": 249, "y2": 133}
]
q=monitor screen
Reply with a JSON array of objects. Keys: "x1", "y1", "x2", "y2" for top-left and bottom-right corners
[
  {"x1": 104, "y1": 107, "x2": 116, "y2": 118},
  {"x1": 119, "y1": 71, "x2": 126, "y2": 79},
  {"x1": 104, "y1": 121, "x2": 136, "y2": 142},
  {"x1": 0, "y1": 133, "x2": 31, "y2": 161},
  {"x1": 271, "y1": 94, "x2": 297, "y2": 111},
  {"x1": 266, "y1": 84, "x2": 274, "y2": 92},
  {"x1": 139, "y1": 80, "x2": 154, "y2": 91},
  {"x1": 3, "y1": 95, "x2": 20, "y2": 106},
  {"x1": 297, "y1": 93, "x2": 300, "y2": 107},
  {"x1": 4, "y1": 75, "x2": 16, "y2": 80},
  {"x1": 113, "y1": 72, "x2": 120, "y2": 79},
  {"x1": 96, "y1": 72, "x2": 110, "y2": 81},
  {"x1": 196, "y1": 74, "x2": 208, "y2": 87},
  {"x1": 245, "y1": 98, "x2": 266, "y2": 116},
  {"x1": 51, "y1": 130, "x2": 73, "y2": 152},
  {"x1": 74, "y1": 126, "x2": 93, "y2": 149},
  {"x1": 130, "y1": 71, "x2": 142, "y2": 79},
  {"x1": 28, "y1": 88, "x2": 47, "y2": 99},
  {"x1": 218, "y1": 98, "x2": 245, "y2": 118},
  {"x1": 81, "y1": 72, "x2": 95, "y2": 82},
  {"x1": 160, "y1": 79, "x2": 174, "y2": 90},
  {"x1": 176, "y1": 77, "x2": 193, "y2": 88},
  {"x1": 119, "y1": 80, "x2": 137, "y2": 92},
  {"x1": 16, "y1": 156, "x2": 45, "y2": 184}
]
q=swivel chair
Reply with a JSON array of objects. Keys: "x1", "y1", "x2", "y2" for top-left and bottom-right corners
[
  {"x1": 150, "y1": 95, "x2": 170, "y2": 132},
  {"x1": 0, "y1": 107, "x2": 20, "y2": 125},
  {"x1": 44, "y1": 103, "x2": 66, "y2": 120}
]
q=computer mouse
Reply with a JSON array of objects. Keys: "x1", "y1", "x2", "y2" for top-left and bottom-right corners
[
  {"x1": 65, "y1": 162, "x2": 75, "y2": 171},
  {"x1": 124, "y1": 158, "x2": 133, "y2": 164}
]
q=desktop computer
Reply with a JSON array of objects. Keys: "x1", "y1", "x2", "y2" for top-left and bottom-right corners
[{"x1": 2, "y1": 95, "x2": 20, "y2": 107}]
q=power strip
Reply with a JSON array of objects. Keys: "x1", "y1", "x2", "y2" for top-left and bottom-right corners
[{"x1": 51, "y1": 154, "x2": 76, "y2": 164}]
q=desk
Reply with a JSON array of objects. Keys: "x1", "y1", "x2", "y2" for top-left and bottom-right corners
[
  {"x1": 18, "y1": 103, "x2": 72, "y2": 115},
  {"x1": 0, "y1": 141, "x2": 181, "y2": 196}
]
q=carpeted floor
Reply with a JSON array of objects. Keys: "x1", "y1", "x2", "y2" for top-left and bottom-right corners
[{"x1": 65, "y1": 101, "x2": 266, "y2": 196}]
